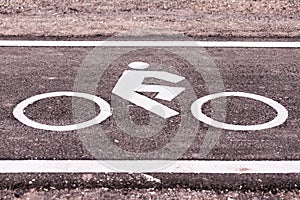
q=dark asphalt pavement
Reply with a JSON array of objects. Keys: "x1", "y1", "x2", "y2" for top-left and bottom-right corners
[{"x1": 0, "y1": 40, "x2": 299, "y2": 191}]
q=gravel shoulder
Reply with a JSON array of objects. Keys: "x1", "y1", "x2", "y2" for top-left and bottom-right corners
[
  {"x1": 0, "y1": 0, "x2": 299, "y2": 38},
  {"x1": 2, "y1": 188, "x2": 300, "y2": 200}
]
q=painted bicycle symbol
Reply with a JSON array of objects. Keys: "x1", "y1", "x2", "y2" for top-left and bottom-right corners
[{"x1": 13, "y1": 61, "x2": 288, "y2": 132}]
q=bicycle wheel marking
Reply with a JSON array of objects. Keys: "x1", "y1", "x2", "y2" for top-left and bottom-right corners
[
  {"x1": 13, "y1": 91, "x2": 112, "y2": 131},
  {"x1": 191, "y1": 92, "x2": 288, "y2": 131}
]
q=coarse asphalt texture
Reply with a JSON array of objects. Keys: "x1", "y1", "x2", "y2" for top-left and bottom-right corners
[{"x1": 0, "y1": 0, "x2": 300, "y2": 199}]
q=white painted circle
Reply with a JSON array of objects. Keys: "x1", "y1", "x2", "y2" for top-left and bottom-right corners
[
  {"x1": 13, "y1": 92, "x2": 112, "y2": 131},
  {"x1": 191, "y1": 92, "x2": 288, "y2": 131}
]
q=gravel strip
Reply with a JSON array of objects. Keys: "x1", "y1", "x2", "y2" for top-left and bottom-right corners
[
  {"x1": 2, "y1": 188, "x2": 300, "y2": 200},
  {"x1": 0, "y1": 0, "x2": 299, "y2": 37}
]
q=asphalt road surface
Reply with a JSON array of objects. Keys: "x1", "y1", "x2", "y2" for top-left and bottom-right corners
[{"x1": 0, "y1": 38, "x2": 300, "y2": 195}]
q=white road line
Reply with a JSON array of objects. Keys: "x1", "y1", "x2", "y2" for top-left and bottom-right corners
[
  {"x1": 0, "y1": 41, "x2": 299, "y2": 48},
  {"x1": 1, "y1": 160, "x2": 300, "y2": 173}
]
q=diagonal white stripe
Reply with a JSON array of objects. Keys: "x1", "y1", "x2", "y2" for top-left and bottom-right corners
[{"x1": 0, "y1": 160, "x2": 300, "y2": 173}]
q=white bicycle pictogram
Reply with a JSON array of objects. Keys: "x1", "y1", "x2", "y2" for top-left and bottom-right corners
[{"x1": 13, "y1": 61, "x2": 288, "y2": 132}]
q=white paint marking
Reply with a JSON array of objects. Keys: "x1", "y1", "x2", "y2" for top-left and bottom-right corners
[
  {"x1": 0, "y1": 160, "x2": 300, "y2": 173},
  {"x1": 128, "y1": 61, "x2": 150, "y2": 69},
  {"x1": 191, "y1": 92, "x2": 288, "y2": 131},
  {"x1": 0, "y1": 41, "x2": 299, "y2": 48},
  {"x1": 13, "y1": 91, "x2": 112, "y2": 131},
  {"x1": 112, "y1": 70, "x2": 185, "y2": 119}
]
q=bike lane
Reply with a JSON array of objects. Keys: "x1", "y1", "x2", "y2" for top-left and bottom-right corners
[{"x1": 0, "y1": 41, "x2": 299, "y2": 190}]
